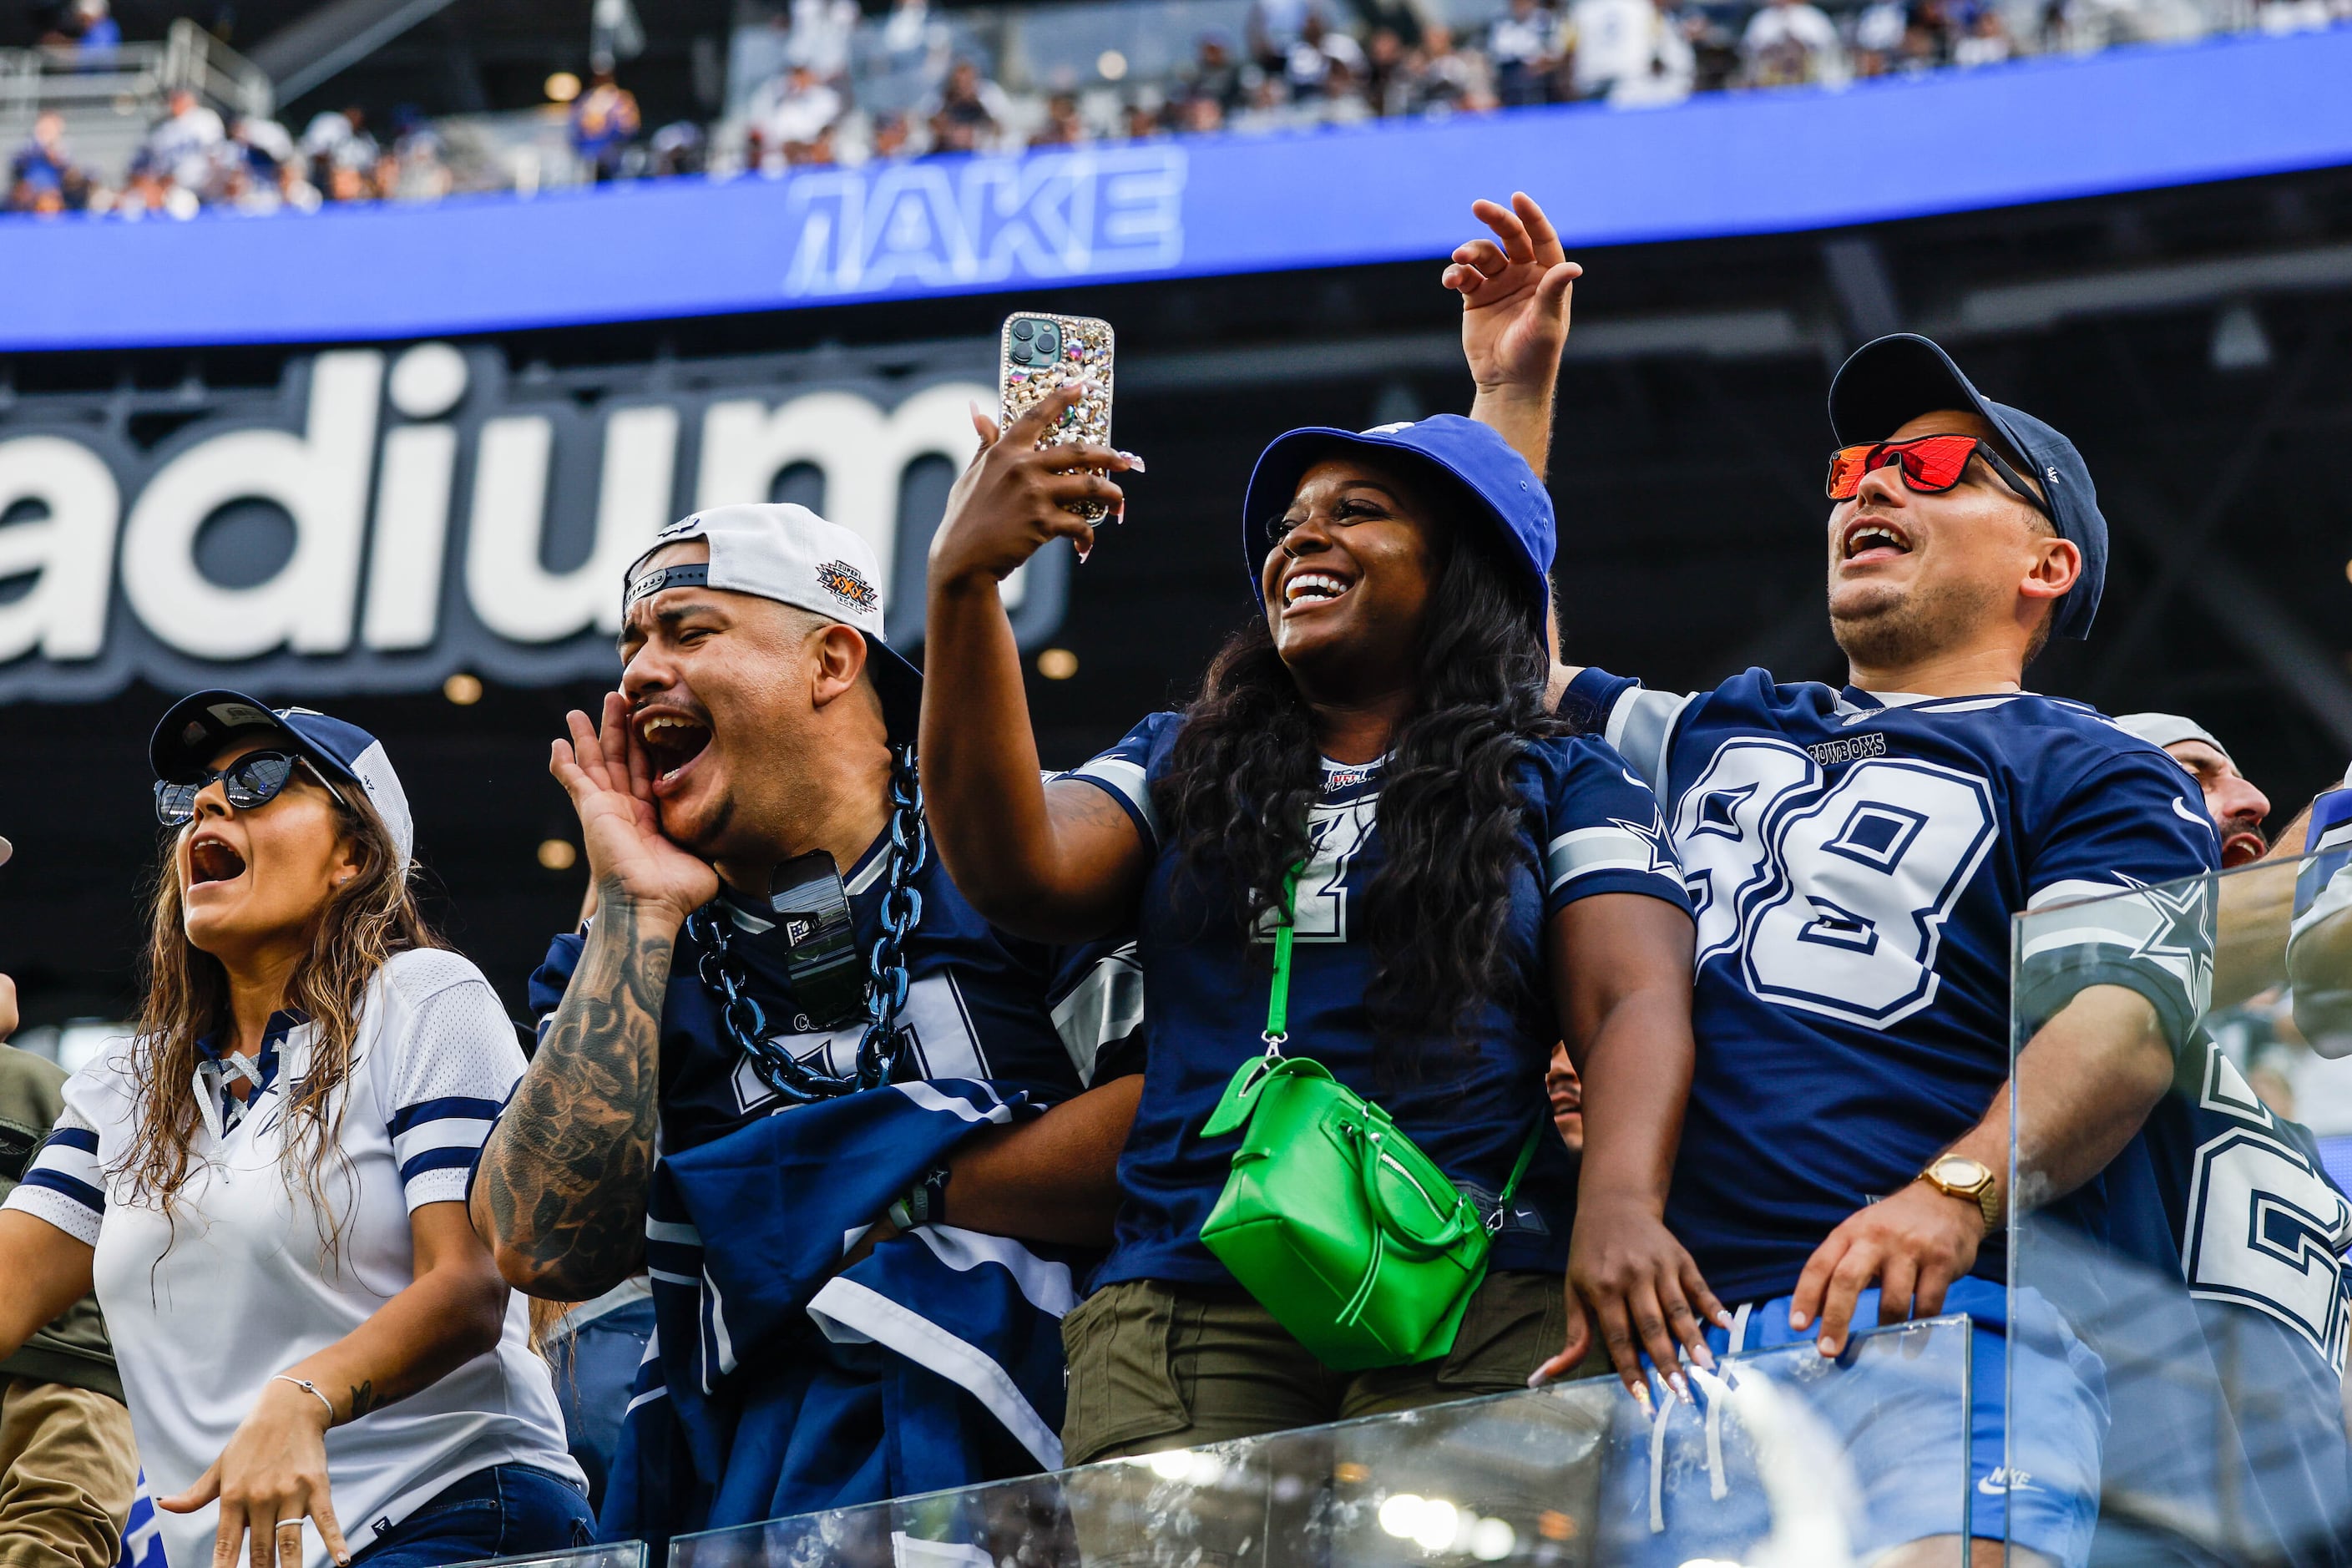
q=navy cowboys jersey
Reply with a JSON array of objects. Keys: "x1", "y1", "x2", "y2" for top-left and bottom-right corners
[
  {"x1": 1564, "y1": 667, "x2": 2220, "y2": 1304},
  {"x1": 2100, "y1": 1044, "x2": 2352, "y2": 1566},
  {"x1": 2117, "y1": 1040, "x2": 2352, "y2": 1376},
  {"x1": 529, "y1": 827, "x2": 1141, "y2": 1156},
  {"x1": 1070, "y1": 711, "x2": 1692, "y2": 1290}
]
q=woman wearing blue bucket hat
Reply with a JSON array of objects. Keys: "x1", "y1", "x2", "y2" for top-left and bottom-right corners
[{"x1": 921, "y1": 379, "x2": 1718, "y2": 1458}]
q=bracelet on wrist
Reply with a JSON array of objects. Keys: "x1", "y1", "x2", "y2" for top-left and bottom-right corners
[
  {"x1": 271, "y1": 1374, "x2": 336, "y2": 1423},
  {"x1": 887, "y1": 1164, "x2": 953, "y2": 1231}
]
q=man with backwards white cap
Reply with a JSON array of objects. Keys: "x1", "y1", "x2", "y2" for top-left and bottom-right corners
[
  {"x1": 471, "y1": 504, "x2": 1146, "y2": 1546},
  {"x1": 2112, "y1": 713, "x2": 2274, "y2": 871}
]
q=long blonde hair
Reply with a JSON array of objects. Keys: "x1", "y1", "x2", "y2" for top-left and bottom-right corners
[{"x1": 120, "y1": 776, "x2": 441, "y2": 1259}]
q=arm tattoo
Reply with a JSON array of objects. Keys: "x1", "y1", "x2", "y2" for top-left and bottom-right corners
[
  {"x1": 1051, "y1": 777, "x2": 1143, "y2": 839},
  {"x1": 346, "y1": 1379, "x2": 382, "y2": 1419},
  {"x1": 476, "y1": 895, "x2": 674, "y2": 1297}
]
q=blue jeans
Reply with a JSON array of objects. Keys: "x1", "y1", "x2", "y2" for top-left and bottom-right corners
[{"x1": 346, "y1": 1464, "x2": 594, "y2": 1568}]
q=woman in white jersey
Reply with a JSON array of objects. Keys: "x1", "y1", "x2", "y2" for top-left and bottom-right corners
[{"x1": 0, "y1": 692, "x2": 586, "y2": 1568}]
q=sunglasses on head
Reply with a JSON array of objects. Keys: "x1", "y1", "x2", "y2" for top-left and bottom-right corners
[
  {"x1": 154, "y1": 750, "x2": 347, "y2": 828},
  {"x1": 1824, "y1": 433, "x2": 2052, "y2": 518}
]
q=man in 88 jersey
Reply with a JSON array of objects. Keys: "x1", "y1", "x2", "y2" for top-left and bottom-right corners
[{"x1": 1446, "y1": 194, "x2": 2218, "y2": 1566}]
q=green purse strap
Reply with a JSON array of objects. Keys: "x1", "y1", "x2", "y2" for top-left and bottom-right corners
[
  {"x1": 1262, "y1": 862, "x2": 1305, "y2": 1050},
  {"x1": 1487, "y1": 1121, "x2": 1545, "y2": 1235}
]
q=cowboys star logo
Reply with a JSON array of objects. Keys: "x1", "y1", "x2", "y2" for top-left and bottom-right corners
[
  {"x1": 1607, "y1": 814, "x2": 1680, "y2": 878},
  {"x1": 2115, "y1": 870, "x2": 2215, "y2": 1008},
  {"x1": 815, "y1": 559, "x2": 879, "y2": 612}
]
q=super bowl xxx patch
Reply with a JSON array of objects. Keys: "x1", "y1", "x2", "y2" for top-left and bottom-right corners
[{"x1": 816, "y1": 559, "x2": 879, "y2": 612}]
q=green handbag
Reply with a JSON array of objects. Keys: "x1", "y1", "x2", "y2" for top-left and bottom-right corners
[{"x1": 1198, "y1": 867, "x2": 1544, "y2": 1371}]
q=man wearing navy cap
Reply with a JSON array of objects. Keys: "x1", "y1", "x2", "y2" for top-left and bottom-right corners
[
  {"x1": 1448, "y1": 193, "x2": 2219, "y2": 1566},
  {"x1": 470, "y1": 504, "x2": 1146, "y2": 1545}
]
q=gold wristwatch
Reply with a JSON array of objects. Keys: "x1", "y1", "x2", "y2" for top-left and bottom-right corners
[{"x1": 1919, "y1": 1155, "x2": 2001, "y2": 1233}]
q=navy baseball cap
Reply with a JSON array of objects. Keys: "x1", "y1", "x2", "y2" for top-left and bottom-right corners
[
  {"x1": 1828, "y1": 333, "x2": 2107, "y2": 641},
  {"x1": 150, "y1": 691, "x2": 415, "y2": 873},
  {"x1": 1241, "y1": 414, "x2": 1555, "y2": 635}
]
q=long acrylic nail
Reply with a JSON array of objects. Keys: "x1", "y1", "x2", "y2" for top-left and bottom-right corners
[
  {"x1": 1116, "y1": 450, "x2": 1147, "y2": 473},
  {"x1": 1691, "y1": 1341, "x2": 1718, "y2": 1373},
  {"x1": 1668, "y1": 1373, "x2": 1692, "y2": 1406},
  {"x1": 1630, "y1": 1381, "x2": 1653, "y2": 1414},
  {"x1": 1525, "y1": 1367, "x2": 1550, "y2": 1390},
  {"x1": 1714, "y1": 1309, "x2": 1734, "y2": 1329}
]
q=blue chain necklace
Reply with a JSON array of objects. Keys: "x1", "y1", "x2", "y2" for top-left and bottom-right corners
[{"x1": 687, "y1": 745, "x2": 928, "y2": 1103}]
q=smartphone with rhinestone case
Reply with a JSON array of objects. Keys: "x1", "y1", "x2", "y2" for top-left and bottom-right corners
[{"x1": 999, "y1": 311, "x2": 1115, "y2": 522}]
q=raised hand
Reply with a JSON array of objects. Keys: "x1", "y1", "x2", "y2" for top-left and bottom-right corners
[
  {"x1": 550, "y1": 691, "x2": 717, "y2": 928},
  {"x1": 1445, "y1": 192, "x2": 1580, "y2": 402},
  {"x1": 929, "y1": 382, "x2": 1141, "y2": 587}
]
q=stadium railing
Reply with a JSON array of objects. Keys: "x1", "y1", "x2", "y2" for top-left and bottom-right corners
[
  {"x1": 465, "y1": 1320, "x2": 1968, "y2": 1565},
  {"x1": 0, "y1": 18, "x2": 267, "y2": 185},
  {"x1": 446, "y1": 849, "x2": 2352, "y2": 1568},
  {"x1": 2012, "y1": 845, "x2": 2352, "y2": 1564}
]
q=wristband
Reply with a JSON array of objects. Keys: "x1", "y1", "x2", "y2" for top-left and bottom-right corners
[
  {"x1": 887, "y1": 1165, "x2": 952, "y2": 1230},
  {"x1": 271, "y1": 1374, "x2": 336, "y2": 1422}
]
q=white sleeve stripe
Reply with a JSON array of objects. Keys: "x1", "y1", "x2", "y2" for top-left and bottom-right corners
[
  {"x1": 2026, "y1": 878, "x2": 2152, "y2": 913},
  {"x1": 1546, "y1": 826, "x2": 1672, "y2": 890},
  {"x1": 2024, "y1": 879, "x2": 2188, "y2": 947},
  {"x1": 1067, "y1": 757, "x2": 1159, "y2": 847},
  {"x1": 2019, "y1": 922, "x2": 2188, "y2": 965},
  {"x1": 1550, "y1": 854, "x2": 1669, "y2": 888},
  {"x1": 1603, "y1": 687, "x2": 1696, "y2": 794},
  {"x1": 390, "y1": 1119, "x2": 496, "y2": 1158},
  {"x1": 25, "y1": 1141, "x2": 104, "y2": 1190},
  {"x1": 3, "y1": 1183, "x2": 102, "y2": 1246},
  {"x1": 400, "y1": 1170, "x2": 473, "y2": 1211},
  {"x1": 2020, "y1": 879, "x2": 2204, "y2": 998},
  {"x1": 1050, "y1": 947, "x2": 1144, "y2": 1085}
]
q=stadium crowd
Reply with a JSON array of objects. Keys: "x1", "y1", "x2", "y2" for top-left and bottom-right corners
[
  {"x1": 1, "y1": 183, "x2": 2350, "y2": 1568},
  {"x1": 9, "y1": 0, "x2": 2352, "y2": 215}
]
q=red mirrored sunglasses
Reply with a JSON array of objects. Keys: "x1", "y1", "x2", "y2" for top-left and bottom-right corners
[{"x1": 1824, "y1": 433, "x2": 2051, "y2": 518}]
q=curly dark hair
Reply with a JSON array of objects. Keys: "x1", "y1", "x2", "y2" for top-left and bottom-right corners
[{"x1": 1151, "y1": 493, "x2": 1562, "y2": 1044}]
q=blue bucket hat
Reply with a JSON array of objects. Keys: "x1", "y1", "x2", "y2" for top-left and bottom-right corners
[
  {"x1": 1240, "y1": 414, "x2": 1555, "y2": 635},
  {"x1": 1828, "y1": 333, "x2": 2107, "y2": 641}
]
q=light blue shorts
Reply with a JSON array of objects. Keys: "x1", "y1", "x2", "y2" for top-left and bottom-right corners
[{"x1": 1599, "y1": 1277, "x2": 2107, "y2": 1567}]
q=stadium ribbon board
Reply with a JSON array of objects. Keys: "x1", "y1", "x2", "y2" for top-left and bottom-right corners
[
  {"x1": 4, "y1": 30, "x2": 2351, "y2": 350},
  {"x1": 0, "y1": 340, "x2": 1067, "y2": 702}
]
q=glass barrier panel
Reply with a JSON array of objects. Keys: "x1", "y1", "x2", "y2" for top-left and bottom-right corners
[
  {"x1": 447, "y1": 1546, "x2": 649, "y2": 1568},
  {"x1": 2011, "y1": 850, "x2": 2352, "y2": 1566},
  {"x1": 670, "y1": 1323, "x2": 1969, "y2": 1567}
]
